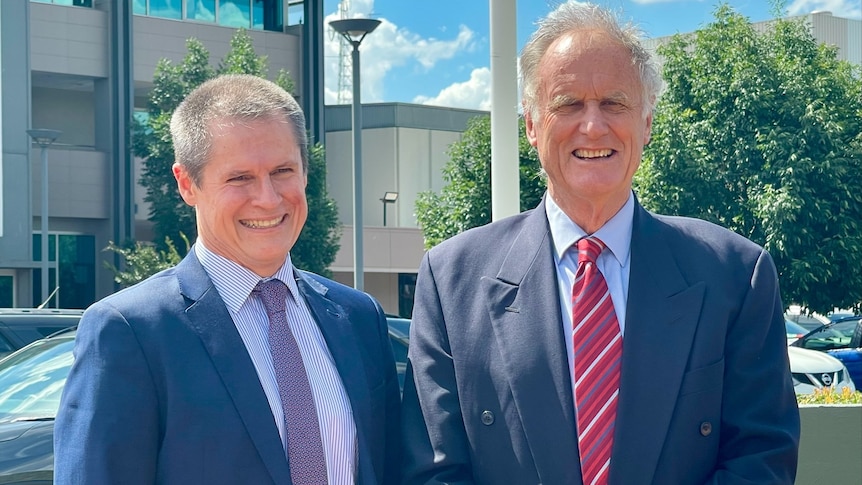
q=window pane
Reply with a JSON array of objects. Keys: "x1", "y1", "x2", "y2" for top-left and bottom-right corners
[
  {"x1": 149, "y1": 0, "x2": 182, "y2": 19},
  {"x1": 0, "y1": 276, "x2": 13, "y2": 308},
  {"x1": 133, "y1": 0, "x2": 147, "y2": 15},
  {"x1": 58, "y1": 235, "x2": 96, "y2": 310},
  {"x1": 218, "y1": 0, "x2": 250, "y2": 28},
  {"x1": 253, "y1": 0, "x2": 283, "y2": 32},
  {"x1": 187, "y1": 0, "x2": 216, "y2": 22}
]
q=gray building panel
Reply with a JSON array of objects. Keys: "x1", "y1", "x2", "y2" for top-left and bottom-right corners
[{"x1": 325, "y1": 102, "x2": 486, "y2": 133}]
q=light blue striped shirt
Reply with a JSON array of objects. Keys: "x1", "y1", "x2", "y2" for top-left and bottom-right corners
[
  {"x1": 195, "y1": 241, "x2": 356, "y2": 484},
  {"x1": 546, "y1": 192, "x2": 633, "y2": 381}
]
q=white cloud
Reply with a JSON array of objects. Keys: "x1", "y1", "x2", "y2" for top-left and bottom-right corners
[
  {"x1": 323, "y1": 2, "x2": 477, "y2": 104},
  {"x1": 413, "y1": 67, "x2": 492, "y2": 110},
  {"x1": 787, "y1": 0, "x2": 862, "y2": 18}
]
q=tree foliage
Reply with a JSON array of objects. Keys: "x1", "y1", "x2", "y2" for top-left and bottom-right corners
[
  {"x1": 635, "y1": 5, "x2": 862, "y2": 314},
  {"x1": 131, "y1": 29, "x2": 339, "y2": 277},
  {"x1": 104, "y1": 235, "x2": 188, "y2": 287},
  {"x1": 416, "y1": 116, "x2": 545, "y2": 248}
]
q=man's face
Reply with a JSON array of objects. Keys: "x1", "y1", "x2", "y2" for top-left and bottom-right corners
[
  {"x1": 174, "y1": 116, "x2": 307, "y2": 277},
  {"x1": 525, "y1": 29, "x2": 653, "y2": 214}
]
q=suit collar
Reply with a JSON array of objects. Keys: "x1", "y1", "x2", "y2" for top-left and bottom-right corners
[
  {"x1": 176, "y1": 253, "x2": 293, "y2": 484},
  {"x1": 610, "y1": 204, "x2": 705, "y2": 484},
  {"x1": 294, "y1": 271, "x2": 379, "y2": 485},
  {"x1": 481, "y1": 201, "x2": 583, "y2": 484}
]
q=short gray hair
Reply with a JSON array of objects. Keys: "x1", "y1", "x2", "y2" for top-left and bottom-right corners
[
  {"x1": 170, "y1": 74, "x2": 308, "y2": 186},
  {"x1": 520, "y1": 2, "x2": 661, "y2": 118}
]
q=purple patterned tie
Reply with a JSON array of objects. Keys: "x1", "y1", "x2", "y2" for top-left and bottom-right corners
[
  {"x1": 254, "y1": 279, "x2": 328, "y2": 485},
  {"x1": 572, "y1": 237, "x2": 622, "y2": 485}
]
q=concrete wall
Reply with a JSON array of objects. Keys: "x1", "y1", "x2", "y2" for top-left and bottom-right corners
[{"x1": 796, "y1": 405, "x2": 862, "y2": 484}]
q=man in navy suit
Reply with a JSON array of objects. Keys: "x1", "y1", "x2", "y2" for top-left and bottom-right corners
[
  {"x1": 401, "y1": 3, "x2": 799, "y2": 484},
  {"x1": 55, "y1": 74, "x2": 400, "y2": 484}
]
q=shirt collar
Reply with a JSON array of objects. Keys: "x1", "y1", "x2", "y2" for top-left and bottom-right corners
[
  {"x1": 545, "y1": 191, "x2": 634, "y2": 268},
  {"x1": 194, "y1": 239, "x2": 299, "y2": 313}
]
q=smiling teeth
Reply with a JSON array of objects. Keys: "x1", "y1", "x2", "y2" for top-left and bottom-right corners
[
  {"x1": 242, "y1": 216, "x2": 282, "y2": 229},
  {"x1": 575, "y1": 149, "x2": 613, "y2": 158}
]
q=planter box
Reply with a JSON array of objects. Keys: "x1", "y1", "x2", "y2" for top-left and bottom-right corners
[{"x1": 796, "y1": 404, "x2": 862, "y2": 485}]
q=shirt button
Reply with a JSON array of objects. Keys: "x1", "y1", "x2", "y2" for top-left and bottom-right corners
[
  {"x1": 700, "y1": 421, "x2": 712, "y2": 436},
  {"x1": 481, "y1": 410, "x2": 495, "y2": 426}
]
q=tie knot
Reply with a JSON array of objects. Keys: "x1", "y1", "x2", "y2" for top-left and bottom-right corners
[
  {"x1": 576, "y1": 237, "x2": 605, "y2": 264},
  {"x1": 254, "y1": 279, "x2": 288, "y2": 315}
]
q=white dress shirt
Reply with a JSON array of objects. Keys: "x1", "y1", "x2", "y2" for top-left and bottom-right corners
[
  {"x1": 195, "y1": 241, "x2": 356, "y2": 485},
  {"x1": 545, "y1": 192, "x2": 634, "y2": 385}
]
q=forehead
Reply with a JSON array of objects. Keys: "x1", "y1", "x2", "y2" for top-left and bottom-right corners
[{"x1": 538, "y1": 29, "x2": 641, "y2": 95}]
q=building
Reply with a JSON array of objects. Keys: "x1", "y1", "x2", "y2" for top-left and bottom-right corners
[{"x1": 0, "y1": 0, "x2": 482, "y2": 316}]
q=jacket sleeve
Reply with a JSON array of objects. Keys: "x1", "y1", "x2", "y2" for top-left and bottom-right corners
[{"x1": 54, "y1": 302, "x2": 160, "y2": 485}]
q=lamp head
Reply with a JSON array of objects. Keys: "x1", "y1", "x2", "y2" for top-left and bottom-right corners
[
  {"x1": 329, "y1": 18, "x2": 382, "y2": 44},
  {"x1": 27, "y1": 129, "x2": 62, "y2": 147},
  {"x1": 382, "y1": 191, "x2": 399, "y2": 203}
]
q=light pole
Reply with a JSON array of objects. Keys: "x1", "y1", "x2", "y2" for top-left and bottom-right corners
[
  {"x1": 380, "y1": 191, "x2": 398, "y2": 227},
  {"x1": 27, "y1": 129, "x2": 62, "y2": 308},
  {"x1": 329, "y1": 17, "x2": 381, "y2": 291}
]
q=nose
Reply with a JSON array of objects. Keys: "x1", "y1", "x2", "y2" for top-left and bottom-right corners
[
  {"x1": 255, "y1": 176, "x2": 281, "y2": 207},
  {"x1": 579, "y1": 102, "x2": 610, "y2": 138}
]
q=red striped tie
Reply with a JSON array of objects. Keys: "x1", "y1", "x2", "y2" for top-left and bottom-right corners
[{"x1": 572, "y1": 237, "x2": 622, "y2": 485}]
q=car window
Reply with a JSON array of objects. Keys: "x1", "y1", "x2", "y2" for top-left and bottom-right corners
[
  {"x1": 0, "y1": 337, "x2": 75, "y2": 422},
  {"x1": 799, "y1": 321, "x2": 856, "y2": 351}
]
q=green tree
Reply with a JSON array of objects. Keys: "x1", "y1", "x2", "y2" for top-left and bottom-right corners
[
  {"x1": 416, "y1": 115, "x2": 545, "y2": 248},
  {"x1": 104, "y1": 235, "x2": 188, "y2": 287},
  {"x1": 132, "y1": 29, "x2": 339, "y2": 276},
  {"x1": 635, "y1": 5, "x2": 862, "y2": 314}
]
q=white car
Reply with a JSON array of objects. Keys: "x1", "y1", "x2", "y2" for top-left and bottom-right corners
[{"x1": 788, "y1": 346, "x2": 856, "y2": 395}]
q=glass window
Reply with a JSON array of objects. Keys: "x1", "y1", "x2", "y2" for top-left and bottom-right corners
[
  {"x1": 398, "y1": 273, "x2": 416, "y2": 318},
  {"x1": 32, "y1": 234, "x2": 96, "y2": 309},
  {"x1": 133, "y1": 0, "x2": 147, "y2": 15},
  {"x1": 218, "y1": 0, "x2": 251, "y2": 28},
  {"x1": 0, "y1": 336, "x2": 75, "y2": 421},
  {"x1": 0, "y1": 274, "x2": 13, "y2": 308},
  {"x1": 148, "y1": 0, "x2": 182, "y2": 19},
  {"x1": 253, "y1": 0, "x2": 282, "y2": 32},
  {"x1": 187, "y1": 0, "x2": 216, "y2": 22}
]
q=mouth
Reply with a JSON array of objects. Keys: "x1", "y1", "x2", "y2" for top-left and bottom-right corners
[
  {"x1": 240, "y1": 215, "x2": 285, "y2": 229},
  {"x1": 573, "y1": 148, "x2": 614, "y2": 160}
]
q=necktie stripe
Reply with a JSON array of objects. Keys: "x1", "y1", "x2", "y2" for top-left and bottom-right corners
[{"x1": 572, "y1": 237, "x2": 622, "y2": 485}]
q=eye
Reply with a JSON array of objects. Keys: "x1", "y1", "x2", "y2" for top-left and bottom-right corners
[{"x1": 227, "y1": 174, "x2": 251, "y2": 183}]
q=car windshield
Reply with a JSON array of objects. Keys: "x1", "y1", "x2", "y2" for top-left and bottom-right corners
[
  {"x1": 0, "y1": 336, "x2": 74, "y2": 423},
  {"x1": 798, "y1": 320, "x2": 857, "y2": 351}
]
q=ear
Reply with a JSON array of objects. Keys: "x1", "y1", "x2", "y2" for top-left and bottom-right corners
[
  {"x1": 523, "y1": 104, "x2": 539, "y2": 148},
  {"x1": 643, "y1": 111, "x2": 653, "y2": 145},
  {"x1": 173, "y1": 162, "x2": 197, "y2": 207}
]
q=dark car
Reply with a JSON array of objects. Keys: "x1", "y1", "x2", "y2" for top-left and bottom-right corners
[
  {"x1": 0, "y1": 318, "x2": 410, "y2": 482},
  {"x1": 387, "y1": 316, "x2": 410, "y2": 390},
  {"x1": 0, "y1": 308, "x2": 82, "y2": 359},
  {"x1": 0, "y1": 327, "x2": 75, "y2": 484},
  {"x1": 792, "y1": 316, "x2": 862, "y2": 390}
]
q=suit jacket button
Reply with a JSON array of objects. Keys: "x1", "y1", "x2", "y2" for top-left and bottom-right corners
[
  {"x1": 700, "y1": 421, "x2": 712, "y2": 436},
  {"x1": 481, "y1": 411, "x2": 495, "y2": 426}
]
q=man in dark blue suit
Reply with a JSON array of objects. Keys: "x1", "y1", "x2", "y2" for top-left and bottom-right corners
[
  {"x1": 55, "y1": 74, "x2": 400, "y2": 485},
  {"x1": 401, "y1": 3, "x2": 799, "y2": 484}
]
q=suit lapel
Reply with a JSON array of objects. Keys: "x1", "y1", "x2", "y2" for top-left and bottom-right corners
[
  {"x1": 610, "y1": 205, "x2": 705, "y2": 484},
  {"x1": 176, "y1": 253, "x2": 292, "y2": 485},
  {"x1": 480, "y1": 204, "x2": 582, "y2": 484},
  {"x1": 294, "y1": 272, "x2": 377, "y2": 485}
]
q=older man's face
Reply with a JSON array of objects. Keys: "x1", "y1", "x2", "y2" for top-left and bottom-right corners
[
  {"x1": 174, "y1": 116, "x2": 308, "y2": 277},
  {"x1": 525, "y1": 29, "x2": 652, "y2": 216}
]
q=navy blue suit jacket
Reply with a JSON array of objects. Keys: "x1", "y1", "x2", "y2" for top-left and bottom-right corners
[
  {"x1": 401, "y1": 199, "x2": 799, "y2": 484},
  {"x1": 55, "y1": 251, "x2": 400, "y2": 484}
]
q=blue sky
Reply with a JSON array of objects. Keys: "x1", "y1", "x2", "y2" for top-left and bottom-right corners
[{"x1": 321, "y1": 0, "x2": 862, "y2": 110}]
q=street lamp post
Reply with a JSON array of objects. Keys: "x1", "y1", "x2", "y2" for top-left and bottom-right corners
[
  {"x1": 329, "y1": 17, "x2": 381, "y2": 292},
  {"x1": 380, "y1": 191, "x2": 398, "y2": 226},
  {"x1": 27, "y1": 129, "x2": 62, "y2": 308}
]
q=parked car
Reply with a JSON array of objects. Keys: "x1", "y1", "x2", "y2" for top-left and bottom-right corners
[
  {"x1": 0, "y1": 327, "x2": 75, "y2": 483},
  {"x1": 0, "y1": 308, "x2": 82, "y2": 359},
  {"x1": 387, "y1": 316, "x2": 410, "y2": 391},
  {"x1": 0, "y1": 317, "x2": 412, "y2": 482},
  {"x1": 785, "y1": 319, "x2": 808, "y2": 345},
  {"x1": 787, "y1": 345, "x2": 856, "y2": 395},
  {"x1": 792, "y1": 316, "x2": 862, "y2": 390}
]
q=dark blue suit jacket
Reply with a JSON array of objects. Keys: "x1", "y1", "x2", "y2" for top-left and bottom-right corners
[
  {"x1": 55, "y1": 251, "x2": 400, "y2": 484},
  {"x1": 401, "y1": 199, "x2": 799, "y2": 484}
]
